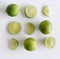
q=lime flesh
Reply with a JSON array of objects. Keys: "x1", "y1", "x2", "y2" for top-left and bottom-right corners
[
  {"x1": 8, "y1": 22, "x2": 21, "y2": 34},
  {"x1": 42, "y1": 5, "x2": 51, "y2": 16},
  {"x1": 9, "y1": 38, "x2": 19, "y2": 50},
  {"x1": 25, "y1": 5, "x2": 37, "y2": 18},
  {"x1": 24, "y1": 38, "x2": 37, "y2": 51},
  {"x1": 6, "y1": 4, "x2": 20, "y2": 17},
  {"x1": 26, "y1": 22, "x2": 35, "y2": 35},
  {"x1": 45, "y1": 37, "x2": 55, "y2": 48}
]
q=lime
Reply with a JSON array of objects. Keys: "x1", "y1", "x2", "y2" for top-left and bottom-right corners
[
  {"x1": 6, "y1": 4, "x2": 20, "y2": 17},
  {"x1": 45, "y1": 37, "x2": 55, "y2": 48},
  {"x1": 25, "y1": 5, "x2": 37, "y2": 18},
  {"x1": 8, "y1": 22, "x2": 21, "y2": 34},
  {"x1": 24, "y1": 38, "x2": 37, "y2": 51},
  {"x1": 42, "y1": 5, "x2": 51, "y2": 16},
  {"x1": 39, "y1": 20, "x2": 53, "y2": 34},
  {"x1": 9, "y1": 38, "x2": 19, "y2": 50},
  {"x1": 26, "y1": 22, "x2": 35, "y2": 35}
]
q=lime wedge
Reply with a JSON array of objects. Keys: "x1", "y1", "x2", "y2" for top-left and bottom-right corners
[
  {"x1": 42, "y1": 5, "x2": 51, "y2": 16},
  {"x1": 26, "y1": 22, "x2": 35, "y2": 35},
  {"x1": 9, "y1": 38, "x2": 19, "y2": 50},
  {"x1": 25, "y1": 5, "x2": 37, "y2": 18},
  {"x1": 45, "y1": 37, "x2": 55, "y2": 48},
  {"x1": 8, "y1": 22, "x2": 21, "y2": 34}
]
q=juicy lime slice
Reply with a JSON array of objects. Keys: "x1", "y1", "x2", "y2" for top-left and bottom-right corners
[
  {"x1": 45, "y1": 37, "x2": 55, "y2": 48},
  {"x1": 9, "y1": 38, "x2": 19, "y2": 50},
  {"x1": 39, "y1": 20, "x2": 53, "y2": 34},
  {"x1": 6, "y1": 4, "x2": 20, "y2": 17},
  {"x1": 8, "y1": 22, "x2": 21, "y2": 34},
  {"x1": 42, "y1": 5, "x2": 51, "y2": 16},
  {"x1": 26, "y1": 22, "x2": 35, "y2": 35},
  {"x1": 25, "y1": 5, "x2": 37, "y2": 18},
  {"x1": 24, "y1": 38, "x2": 37, "y2": 51}
]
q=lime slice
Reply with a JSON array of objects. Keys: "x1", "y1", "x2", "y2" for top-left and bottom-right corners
[
  {"x1": 9, "y1": 38, "x2": 19, "y2": 50},
  {"x1": 26, "y1": 22, "x2": 35, "y2": 35},
  {"x1": 24, "y1": 38, "x2": 37, "y2": 51},
  {"x1": 8, "y1": 22, "x2": 21, "y2": 34},
  {"x1": 25, "y1": 5, "x2": 37, "y2": 18},
  {"x1": 39, "y1": 20, "x2": 53, "y2": 34},
  {"x1": 42, "y1": 5, "x2": 51, "y2": 16},
  {"x1": 45, "y1": 37, "x2": 55, "y2": 48},
  {"x1": 6, "y1": 4, "x2": 20, "y2": 17}
]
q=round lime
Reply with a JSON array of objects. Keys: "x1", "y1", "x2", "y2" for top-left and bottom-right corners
[
  {"x1": 42, "y1": 5, "x2": 51, "y2": 16},
  {"x1": 26, "y1": 22, "x2": 35, "y2": 35},
  {"x1": 9, "y1": 38, "x2": 19, "y2": 50},
  {"x1": 8, "y1": 22, "x2": 21, "y2": 34},
  {"x1": 24, "y1": 38, "x2": 37, "y2": 51},
  {"x1": 25, "y1": 5, "x2": 37, "y2": 18},
  {"x1": 6, "y1": 4, "x2": 20, "y2": 17},
  {"x1": 39, "y1": 20, "x2": 53, "y2": 34},
  {"x1": 45, "y1": 37, "x2": 55, "y2": 48}
]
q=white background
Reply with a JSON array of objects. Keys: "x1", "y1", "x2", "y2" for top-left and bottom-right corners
[{"x1": 0, "y1": 0, "x2": 60, "y2": 59}]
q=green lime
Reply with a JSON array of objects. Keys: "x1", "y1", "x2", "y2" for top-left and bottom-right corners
[
  {"x1": 6, "y1": 4, "x2": 20, "y2": 17},
  {"x1": 26, "y1": 22, "x2": 35, "y2": 35},
  {"x1": 39, "y1": 20, "x2": 53, "y2": 34},
  {"x1": 24, "y1": 38, "x2": 37, "y2": 51},
  {"x1": 9, "y1": 38, "x2": 19, "y2": 50},
  {"x1": 8, "y1": 22, "x2": 21, "y2": 34},
  {"x1": 42, "y1": 5, "x2": 51, "y2": 16},
  {"x1": 25, "y1": 5, "x2": 37, "y2": 18},
  {"x1": 45, "y1": 37, "x2": 55, "y2": 48}
]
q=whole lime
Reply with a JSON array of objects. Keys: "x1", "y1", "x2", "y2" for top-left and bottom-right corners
[
  {"x1": 24, "y1": 38, "x2": 37, "y2": 51},
  {"x1": 39, "y1": 20, "x2": 53, "y2": 34},
  {"x1": 6, "y1": 4, "x2": 20, "y2": 17}
]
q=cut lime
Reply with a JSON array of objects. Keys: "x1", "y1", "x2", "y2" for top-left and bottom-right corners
[
  {"x1": 26, "y1": 22, "x2": 35, "y2": 35},
  {"x1": 9, "y1": 38, "x2": 19, "y2": 50},
  {"x1": 8, "y1": 22, "x2": 21, "y2": 34},
  {"x1": 42, "y1": 5, "x2": 51, "y2": 16},
  {"x1": 25, "y1": 5, "x2": 37, "y2": 18},
  {"x1": 24, "y1": 38, "x2": 37, "y2": 51},
  {"x1": 45, "y1": 37, "x2": 55, "y2": 48},
  {"x1": 39, "y1": 20, "x2": 53, "y2": 34},
  {"x1": 6, "y1": 4, "x2": 20, "y2": 17}
]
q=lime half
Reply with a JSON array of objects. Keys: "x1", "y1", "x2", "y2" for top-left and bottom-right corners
[
  {"x1": 24, "y1": 38, "x2": 37, "y2": 51},
  {"x1": 9, "y1": 38, "x2": 19, "y2": 50},
  {"x1": 8, "y1": 22, "x2": 21, "y2": 34},
  {"x1": 45, "y1": 37, "x2": 55, "y2": 48},
  {"x1": 42, "y1": 5, "x2": 51, "y2": 16},
  {"x1": 25, "y1": 5, "x2": 37, "y2": 18},
  {"x1": 26, "y1": 22, "x2": 35, "y2": 35},
  {"x1": 6, "y1": 4, "x2": 20, "y2": 17}
]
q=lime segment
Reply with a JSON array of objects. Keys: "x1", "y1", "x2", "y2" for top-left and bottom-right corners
[
  {"x1": 9, "y1": 38, "x2": 19, "y2": 50},
  {"x1": 26, "y1": 22, "x2": 35, "y2": 35}
]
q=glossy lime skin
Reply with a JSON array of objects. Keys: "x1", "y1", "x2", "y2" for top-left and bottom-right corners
[
  {"x1": 39, "y1": 20, "x2": 53, "y2": 34},
  {"x1": 24, "y1": 38, "x2": 37, "y2": 51},
  {"x1": 6, "y1": 4, "x2": 20, "y2": 17}
]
